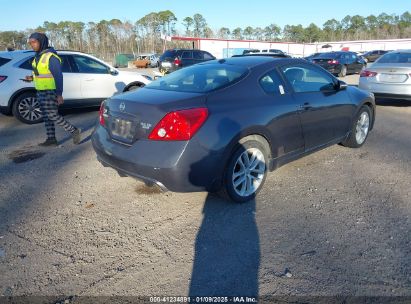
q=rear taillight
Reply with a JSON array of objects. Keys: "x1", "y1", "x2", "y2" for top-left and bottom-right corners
[
  {"x1": 327, "y1": 59, "x2": 339, "y2": 64},
  {"x1": 99, "y1": 101, "x2": 107, "y2": 126},
  {"x1": 174, "y1": 57, "x2": 181, "y2": 66},
  {"x1": 360, "y1": 70, "x2": 378, "y2": 77},
  {"x1": 148, "y1": 108, "x2": 208, "y2": 141},
  {"x1": 0, "y1": 76, "x2": 7, "y2": 83}
]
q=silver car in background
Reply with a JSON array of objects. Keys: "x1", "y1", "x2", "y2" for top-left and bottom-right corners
[{"x1": 359, "y1": 50, "x2": 411, "y2": 101}]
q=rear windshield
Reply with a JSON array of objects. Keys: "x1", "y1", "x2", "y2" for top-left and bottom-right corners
[
  {"x1": 314, "y1": 53, "x2": 340, "y2": 59},
  {"x1": 146, "y1": 63, "x2": 248, "y2": 93},
  {"x1": 377, "y1": 52, "x2": 411, "y2": 64},
  {"x1": 0, "y1": 57, "x2": 11, "y2": 67},
  {"x1": 160, "y1": 50, "x2": 177, "y2": 61}
]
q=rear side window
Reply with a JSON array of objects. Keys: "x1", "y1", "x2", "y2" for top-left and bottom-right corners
[
  {"x1": 181, "y1": 51, "x2": 193, "y2": 59},
  {"x1": 0, "y1": 57, "x2": 11, "y2": 67},
  {"x1": 260, "y1": 70, "x2": 285, "y2": 95},
  {"x1": 316, "y1": 53, "x2": 339, "y2": 59},
  {"x1": 193, "y1": 51, "x2": 203, "y2": 60},
  {"x1": 146, "y1": 63, "x2": 248, "y2": 93},
  {"x1": 378, "y1": 52, "x2": 411, "y2": 64}
]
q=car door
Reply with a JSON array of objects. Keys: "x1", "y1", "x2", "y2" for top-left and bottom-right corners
[
  {"x1": 259, "y1": 69, "x2": 305, "y2": 158},
  {"x1": 71, "y1": 54, "x2": 118, "y2": 103},
  {"x1": 59, "y1": 55, "x2": 81, "y2": 105},
  {"x1": 280, "y1": 63, "x2": 354, "y2": 151}
]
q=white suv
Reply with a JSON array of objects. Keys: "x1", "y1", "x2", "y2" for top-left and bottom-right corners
[{"x1": 0, "y1": 50, "x2": 152, "y2": 124}]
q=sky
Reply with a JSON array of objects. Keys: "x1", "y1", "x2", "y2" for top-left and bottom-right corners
[{"x1": 1, "y1": 0, "x2": 410, "y2": 33}]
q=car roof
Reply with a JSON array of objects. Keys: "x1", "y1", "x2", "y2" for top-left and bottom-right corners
[
  {"x1": 201, "y1": 56, "x2": 302, "y2": 68},
  {"x1": 0, "y1": 50, "x2": 34, "y2": 59},
  {"x1": 0, "y1": 49, "x2": 95, "y2": 57},
  {"x1": 313, "y1": 51, "x2": 354, "y2": 57},
  {"x1": 165, "y1": 49, "x2": 206, "y2": 52},
  {"x1": 233, "y1": 53, "x2": 290, "y2": 58}
]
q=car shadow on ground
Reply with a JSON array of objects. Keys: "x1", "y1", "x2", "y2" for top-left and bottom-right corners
[
  {"x1": 58, "y1": 106, "x2": 99, "y2": 116},
  {"x1": 189, "y1": 194, "x2": 260, "y2": 297},
  {"x1": 376, "y1": 99, "x2": 411, "y2": 107}
]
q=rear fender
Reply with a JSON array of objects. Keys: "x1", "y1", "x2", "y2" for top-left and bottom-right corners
[{"x1": 9, "y1": 88, "x2": 37, "y2": 108}]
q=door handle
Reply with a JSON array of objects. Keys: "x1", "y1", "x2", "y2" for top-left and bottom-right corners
[
  {"x1": 85, "y1": 78, "x2": 95, "y2": 81},
  {"x1": 300, "y1": 102, "x2": 312, "y2": 110}
]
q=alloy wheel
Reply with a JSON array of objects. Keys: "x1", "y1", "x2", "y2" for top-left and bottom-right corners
[
  {"x1": 355, "y1": 111, "x2": 370, "y2": 145},
  {"x1": 17, "y1": 96, "x2": 42, "y2": 122},
  {"x1": 232, "y1": 148, "x2": 266, "y2": 197}
]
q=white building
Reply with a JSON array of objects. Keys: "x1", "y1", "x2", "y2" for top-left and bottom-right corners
[{"x1": 169, "y1": 36, "x2": 411, "y2": 58}]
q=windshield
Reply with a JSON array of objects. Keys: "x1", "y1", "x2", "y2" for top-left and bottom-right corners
[
  {"x1": 377, "y1": 52, "x2": 411, "y2": 64},
  {"x1": 146, "y1": 63, "x2": 248, "y2": 93}
]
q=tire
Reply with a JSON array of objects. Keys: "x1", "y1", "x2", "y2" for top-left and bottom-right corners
[
  {"x1": 220, "y1": 137, "x2": 269, "y2": 203},
  {"x1": 341, "y1": 106, "x2": 371, "y2": 148},
  {"x1": 338, "y1": 65, "x2": 347, "y2": 77},
  {"x1": 12, "y1": 91, "x2": 43, "y2": 124}
]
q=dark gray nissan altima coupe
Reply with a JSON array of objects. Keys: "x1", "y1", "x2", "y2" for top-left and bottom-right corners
[{"x1": 92, "y1": 56, "x2": 375, "y2": 202}]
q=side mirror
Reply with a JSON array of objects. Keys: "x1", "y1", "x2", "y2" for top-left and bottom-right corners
[
  {"x1": 336, "y1": 80, "x2": 348, "y2": 90},
  {"x1": 110, "y1": 68, "x2": 118, "y2": 75}
]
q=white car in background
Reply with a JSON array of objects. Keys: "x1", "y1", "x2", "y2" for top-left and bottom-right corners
[
  {"x1": 0, "y1": 50, "x2": 152, "y2": 124},
  {"x1": 137, "y1": 53, "x2": 160, "y2": 67},
  {"x1": 359, "y1": 49, "x2": 411, "y2": 101}
]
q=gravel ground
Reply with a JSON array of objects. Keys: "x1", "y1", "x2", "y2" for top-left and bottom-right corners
[{"x1": 0, "y1": 72, "x2": 410, "y2": 303}]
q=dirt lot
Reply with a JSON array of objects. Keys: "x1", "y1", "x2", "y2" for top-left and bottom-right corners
[{"x1": 0, "y1": 73, "x2": 410, "y2": 302}]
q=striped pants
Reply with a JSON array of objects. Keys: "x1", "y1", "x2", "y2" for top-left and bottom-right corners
[{"x1": 37, "y1": 90, "x2": 76, "y2": 139}]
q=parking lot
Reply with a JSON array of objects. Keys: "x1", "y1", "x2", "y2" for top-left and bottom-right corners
[{"x1": 0, "y1": 72, "x2": 410, "y2": 300}]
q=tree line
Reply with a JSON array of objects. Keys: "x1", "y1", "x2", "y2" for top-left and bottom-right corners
[{"x1": 1, "y1": 10, "x2": 410, "y2": 60}]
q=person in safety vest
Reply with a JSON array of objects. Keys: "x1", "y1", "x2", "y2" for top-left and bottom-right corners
[{"x1": 25, "y1": 32, "x2": 81, "y2": 146}]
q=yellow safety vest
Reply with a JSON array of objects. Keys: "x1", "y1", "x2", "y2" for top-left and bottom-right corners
[{"x1": 32, "y1": 52, "x2": 62, "y2": 91}]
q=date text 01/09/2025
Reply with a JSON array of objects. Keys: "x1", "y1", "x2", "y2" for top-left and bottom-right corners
[{"x1": 149, "y1": 296, "x2": 257, "y2": 303}]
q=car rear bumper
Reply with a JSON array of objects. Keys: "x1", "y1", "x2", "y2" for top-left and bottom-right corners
[
  {"x1": 91, "y1": 126, "x2": 223, "y2": 193},
  {"x1": 316, "y1": 64, "x2": 341, "y2": 75},
  {"x1": 358, "y1": 80, "x2": 411, "y2": 100}
]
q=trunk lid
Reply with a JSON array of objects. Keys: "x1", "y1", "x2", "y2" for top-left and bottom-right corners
[
  {"x1": 370, "y1": 64, "x2": 411, "y2": 84},
  {"x1": 103, "y1": 88, "x2": 207, "y2": 145}
]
